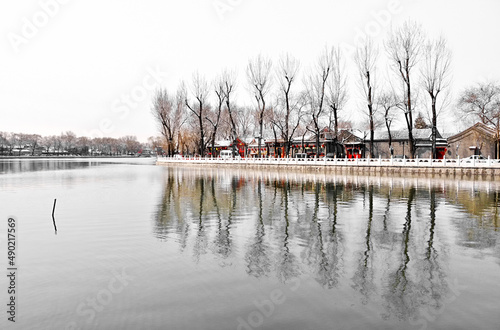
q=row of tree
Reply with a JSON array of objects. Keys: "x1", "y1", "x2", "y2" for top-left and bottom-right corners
[
  {"x1": 152, "y1": 19, "x2": 500, "y2": 159},
  {"x1": 0, "y1": 131, "x2": 151, "y2": 156}
]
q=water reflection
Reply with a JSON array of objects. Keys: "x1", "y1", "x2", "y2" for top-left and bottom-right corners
[
  {"x1": 0, "y1": 158, "x2": 153, "y2": 174},
  {"x1": 153, "y1": 167, "x2": 500, "y2": 325},
  {"x1": 352, "y1": 185, "x2": 375, "y2": 302},
  {"x1": 0, "y1": 159, "x2": 101, "y2": 174}
]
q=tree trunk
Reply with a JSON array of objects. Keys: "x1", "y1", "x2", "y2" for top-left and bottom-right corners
[
  {"x1": 334, "y1": 107, "x2": 338, "y2": 139},
  {"x1": 386, "y1": 119, "x2": 392, "y2": 156},
  {"x1": 431, "y1": 97, "x2": 437, "y2": 159},
  {"x1": 198, "y1": 113, "x2": 204, "y2": 157},
  {"x1": 258, "y1": 113, "x2": 263, "y2": 158},
  {"x1": 368, "y1": 104, "x2": 374, "y2": 158},
  {"x1": 315, "y1": 127, "x2": 320, "y2": 158}
]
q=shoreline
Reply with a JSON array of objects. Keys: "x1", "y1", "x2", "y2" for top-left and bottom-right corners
[{"x1": 156, "y1": 157, "x2": 500, "y2": 179}]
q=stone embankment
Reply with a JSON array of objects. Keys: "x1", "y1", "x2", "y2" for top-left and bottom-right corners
[{"x1": 156, "y1": 156, "x2": 500, "y2": 177}]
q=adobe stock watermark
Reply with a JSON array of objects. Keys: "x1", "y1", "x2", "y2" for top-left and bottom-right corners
[
  {"x1": 7, "y1": 0, "x2": 71, "y2": 54},
  {"x1": 408, "y1": 278, "x2": 466, "y2": 330},
  {"x1": 212, "y1": 0, "x2": 245, "y2": 21},
  {"x1": 84, "y1": 66, "x2": 167, "y2": 139},
  {"x1": 65, "y1": 268, "x2": 135, "y2": 330},
  {"x1": 340, "y1": 0, "x2": 402, "y2": 57},
  {"x1": 236, "y1": 278, "x2": 301, "y2": 330}
]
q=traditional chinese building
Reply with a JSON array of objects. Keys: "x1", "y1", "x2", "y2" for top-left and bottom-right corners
[
  {"x1": 338, "y1": 129, "x2": 365, "y2": 158},
  {"x1": 370, "y1": 128, "x2": 448, "y2": 159},
  {"x1": 290, "y1": 128, "x2": 344, "y2": 158},
  {"x1": 447, "y1": 122, "x2": 499, "y2": 159},
  {"x1": 208, "y1": 138, "x2": 247, "y2": 157}
]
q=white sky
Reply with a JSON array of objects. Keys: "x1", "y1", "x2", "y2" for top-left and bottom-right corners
[{"x1": 1, "y1": 0, "x2": 499, "y2": 142}]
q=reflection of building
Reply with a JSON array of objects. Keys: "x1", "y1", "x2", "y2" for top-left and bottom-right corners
[{"x1": 447, "y1": 122, "x2": 499, "y2": 159}]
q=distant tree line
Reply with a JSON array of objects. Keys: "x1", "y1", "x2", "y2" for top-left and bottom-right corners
[
  {"x1": 151, "y1": 19, "x2": 500, "y2": 159},
  {"x1": 0, "y1": 131, "x2": 156, "y2": 156}
]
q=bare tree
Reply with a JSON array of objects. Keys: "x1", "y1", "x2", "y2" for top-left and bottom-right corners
[
  {"x1": 77, "y1": 136, "x2": 90, "y2": 155},
  {"x1": 386, "y1": 20, "x2": 425, "y2": 158},
  {"x1": 222, "y1": 70, "x2": 238, "y2": 154},
  {"x1": 458, "y1": 82, "x2": 500, "y2": 125},
  {"x1": 421, "y1": 36, "x2": 452, "y2": 158},
  {"x1": 457, "y1": 81, "x2": 500, "y2": 157},
  {"x1": 61, "y1": 131, "x2": 77, "y2": 154},
  {"x1": 271, "y1": 94, "x2": 306, "y2": 157},
  {"x1": 247, "y1": 55, "x2": 273, "y2": 158},
  {"x1": 326, "y1": 47, "x2": 348, "y2": 142},
  {"x1": 304, "y1": 47, "x2": 334, "y2": 157},
  {"x1": 275, "y1": 53, "x2": 303, "y2": 157},
  {"x1": 376, "y1": 91, "x2": 399, "y2": 156},
  {"x1": 0, "y1": 132, "x2": 6, "y2": 155},
  {"x1": 118, "y1": 136, "x2": 141, "y2": 154},
  {"x1": 355, "y1": 39, "x2": 377, "y2": 157},
  {"x1": 25, "y1": 133, "x2": 41, "y2": 155},
  {"x1": 151, "y1": 88, "x2": 184, "y2": 156},
  {"x1": 206, "y1": 75, "x2": 227, "y2": 157},
  {"x1": 236, "y1": 105, "x2": 255, "y2": 138},
  {"x1": 184, "y1": 72, "x2": 210, "y2": 157}
]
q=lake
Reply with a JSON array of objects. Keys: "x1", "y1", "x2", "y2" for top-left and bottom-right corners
[{"x1": 0, "y1": 158, "x2": 499, "y2": 330}]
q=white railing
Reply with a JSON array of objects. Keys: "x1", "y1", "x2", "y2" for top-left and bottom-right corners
[{"x1": 156, "y1": 156, "x2": 500, "y2": 168}]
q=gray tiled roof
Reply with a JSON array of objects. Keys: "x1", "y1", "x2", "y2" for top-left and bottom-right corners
[{"x1": 373, "y1": 128, "x2": 442, "y2": 141}]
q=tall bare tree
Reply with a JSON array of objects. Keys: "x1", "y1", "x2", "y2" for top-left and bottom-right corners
[
  {"x1": 304, "y1": 47, "x2": 334, "y2": 157},
  {"x1": 222, "y1": 70, "x2": 238, "y2": 154},
  {"x1": 275, "y1": 53, "x2": 303, "y2": 157},
  {"x1": 247, "y1": 55, "x2": 273, "y2": 158},
  {"x1": 27, "y1": 133, "x2": 42, "y2": 155},
  {"x1": 355, "y1": 39, "x2": 378, "y2": 157},
  {"x1": 386, "y1": 20, "x2": 425, "y2": 158},
  {"x1": 184, "y1": 72, "x2": 210, "y2": 157},
  {"x1": 206, "y1": 75, "x2": 227, "y2": 158},
  {"x1": 151, "y1": 88, "x2": 184, "y2": 156},
  {"x1": 326, "y1": 46, "x2": 348, "y2": 141},
  {"x1": 421, "y1": 36, "x2": 452, "y2": 158}
]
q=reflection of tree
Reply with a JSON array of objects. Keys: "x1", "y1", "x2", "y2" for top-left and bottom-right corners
[
  {"x1": 275, "y1": 181, "x2": 300, "y2": 283},
  {"x1": 245, "y1": 180, "x2": 271, "y2": 278},
  {"x1": 413, "y1": 188, "x2": 449, "y2": 316},
  {"x1": 211, "y1": 177, "x2": 233, "y2": 263},
  {"x1": 302, "y1": 183, "x2": 338, "y2": 288},
  {"x1": 352, "y1": 185, "x2": 375, "y2": 303},
  {"x1": 154, "y1": 170, "x2": 189, "y2": 247},
  {"x1": 382, "y1": 187, "x2": 453, "y2": 324},
  {"x1": 153, "y1": 168, "x2": 500, "y2": 326},
  {"x1": 375, "y1": 190, "x2": 400, "y2": 249},
  {"x1": 383, "y1": 187, "x2": 418, "y2": 320},
  {"x1": 323, "y1": 182, "x2": 344, "y2": 288},
  {"x1": 193, "y1": 178, "x2": 208, "y2": 263}
]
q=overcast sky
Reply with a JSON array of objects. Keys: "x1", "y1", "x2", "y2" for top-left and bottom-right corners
[{"x1": 1, "y1": 0, "x2": 499, "y2": 142}]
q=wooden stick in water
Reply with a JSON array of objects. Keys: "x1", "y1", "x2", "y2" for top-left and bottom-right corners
[{"x1": 52, "y1": 199, "x2": 58, "y2": 233}]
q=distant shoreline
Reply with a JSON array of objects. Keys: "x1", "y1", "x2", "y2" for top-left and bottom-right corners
[{"x1": 0, "y1": 155, "x2": 156, "y2": 160}]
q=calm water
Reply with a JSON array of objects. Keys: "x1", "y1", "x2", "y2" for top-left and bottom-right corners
[{"x1": 0, "y1": 159, "x2": 499, "y2": 330}]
